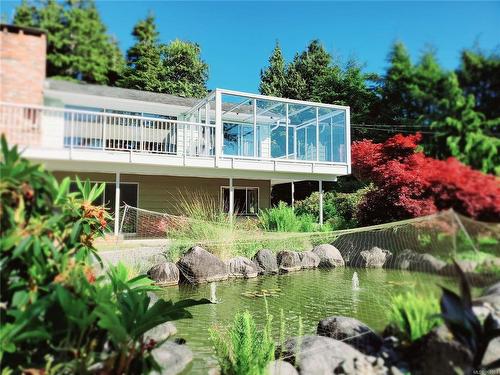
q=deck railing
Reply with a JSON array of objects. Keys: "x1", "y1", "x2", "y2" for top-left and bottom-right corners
[{"x1": 0, "y1": 103, "x2": 215, "y2": 157}]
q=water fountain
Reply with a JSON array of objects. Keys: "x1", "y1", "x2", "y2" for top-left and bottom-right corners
[
  {"x1": 210, "y1": 282, "x2": 221, "y2": 303},
  {"x1": 352, "y1": 271, "x2": 360, "y2": 291}
]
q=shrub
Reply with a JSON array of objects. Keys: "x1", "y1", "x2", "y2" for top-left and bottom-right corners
[
  {"x1": 258, "y1": 202, "x2": 318, "y2": 232},
  {"x1": 210, "y1": 310, "x2": 275, "y2": 375},
  {"x1": 352, "y1": 133, "x2": 500, "y2": 225},
  {"x1": 0, "y1": 137, "x2": 209, "y2": 373},
  {"x1": 388, "y1": 291, "x2": 442, "y2": 342},
  {"x1": 294, "y1": 186, "x2": 373, "y2": 229}
]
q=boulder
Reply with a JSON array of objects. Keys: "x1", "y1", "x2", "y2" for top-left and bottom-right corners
[
  {"x1": 386, "y1": 249, "x2": 446, "y2": 273},
  {"x1": 151, "y1": 341, "x2": 193, "y2": 375},
  {"x1": 252, "y1": 249, "x2": 279, "y2": 275},
  {"x1": 483, "y1": 337, "x2": 500, "y2": 368},
  {"x1": 226, "y1": 256, "x2": 258, "y2": 278},
  {"x1": 176, "y1": 246, "x2": 228, "y2": 284},
  {"x1": 440, "y1": 259, "x2": 478, "y2": 276},
  {"x1": 350, "y1": 247, "x2": 392, "y2": 268},
  {"x1": 299, "y1": 251, "x2": 320, "y2": 269},
  {"x1": 312, "y1": 244, "x2": 345, "y2": 268},
  {"x1": 407, "y1": 325, "x2": 473, "y2": 375},
  {"x1": 280, "y1": 335, "x2": 386, "y2": 375},
  {"x1": 145, "y1": 322, "x2": 177, "y2": 341},
  {"x1": 317, "y1": 316, "x2": 384, "y2": 355},
  {"x1": 483, "y1": 281, "x2": 500, "y2": 297},
  {"x1": 277, "y1": 251, "x2": 302, "y2": 273},
  {"x1": 266, "y1": 360, "x2": 299, "y2": 375},
  {"x1": 147, "y1": 262, "x2": 180, "y2": 286}
]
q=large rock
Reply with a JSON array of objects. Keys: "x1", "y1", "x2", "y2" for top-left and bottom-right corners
[
  {"x1": 145, "y1": 322, "x2": 177, "y2": 342},
  {"x1": 151, "y1": 341, "x2": 193, "y2": 375},
  {"x1": 176, "y1": 246, "x2": 228, "y2": 284},
  {"x1": 317, "y1": 316, "x2": 383, "y2": 355},
  {"x1": 350, "y1": 247, "x2": 392, "y2": 268},
  {"x1": 386, "y1": 249, "x2": 446, "y2": 273},
  {"x1": 408, "y1": 325, "x2": 473, "y2": 375},
  {"x1": 226, "y1": 256, "x2": 258, "y2": 278},
  {"x1": 280, "y1": 335, "x2": 385, "y2": 375},
  {"x1": 252, "y1": 249, "x2": 279, "y2": 275},
  {"x1": 483, "y1": 337, "x2": 500, "y2": 368},
  {"x1": 440, "y1": 259, "x2": 478, "y2": 276},
  {"x1": 266, "y1": 360, "x2": 299, "y2": 375},
  {"x1": 483, "y1": 281, "x2": 500, "y2": 297},
  {"x1": 147, "y1": 262, "x2": 180, "y2": 286},
  {"x1": 312, "y1": 244, "x2": 345, "y2": 268},
  {"x1": 277, "y1": 251, "x2": 302, "y2": 273},
  {"x1": 299, "y1": 251, "x2": 320, "y2": 269}
]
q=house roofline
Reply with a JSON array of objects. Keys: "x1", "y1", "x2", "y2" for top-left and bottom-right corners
[{"x1": 1, "y1": 23, "x2": 46, "y2": 37}]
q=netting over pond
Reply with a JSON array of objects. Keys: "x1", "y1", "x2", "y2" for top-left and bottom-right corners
[{"x1": 116, "y1": 206, "x2": 499, "y2": 373}]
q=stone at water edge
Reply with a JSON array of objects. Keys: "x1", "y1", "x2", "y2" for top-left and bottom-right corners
[
  {"x1": 147, "y1": 262, "x2": 180, "y2": 286},
  {"x1": 277, "y1": 251, "x2": 302, "y2": 273},
  {"x1": 176, "y1": 246, "x2": 228, "y2": 284},
  {"x1": 252, "y1": 249, "x2": 279, "y2": 275},
  {"x1": 150, "y1": 341, "x2": 193, "y2": 375},
  {"x1": 407, "y1": 325, "x2": 473, "y2": 375},
  {"x1": 483, "y1": 281, "x2": 500, "y2": 297},
  {"x1": 279, "y1": 335, "x2": 386, "y2": 375},
  {"x1": 267, "y1": 360, "x2": 299, "y2": 375},
  {"x1": 299, "y1": 251, "x2": 320, "y2": 269},
  {"x1": 385, "y1": 249, "x2": 446, "y2": 273},
  {"x1": 226, "y1": 256, "x2": 258, "y2": 278},
  {"x1": 350, "y1": 247, "x2": 392, "y2": 268},
  {"x1": 312, "y1": 244, "x2": 345, "y2": 268},
  {"x1": 145, "y1": 322, "x2": 177, "y2": 342},
  {"x1": 317, "y1": 316, "x2": 384, "y2": 355}
]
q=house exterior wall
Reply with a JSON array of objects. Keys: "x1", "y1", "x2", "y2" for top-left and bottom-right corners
[{"x1": 52, "y1": 171, "x2": 271, "y2": 214}]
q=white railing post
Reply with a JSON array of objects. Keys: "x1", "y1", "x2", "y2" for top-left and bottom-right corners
[
  {"x1": 101, "y1": 113, "x2": 106, "y2": 150},
  {"x1": 253, "y1": 99, "x2": 257, "y2": 157},
  {"x1": 215, "y1": 89, "x2": 222, "y2": 166},
  {"x1": 285, "y1": 103, "x2": 289, "y2": 159},
  {"x1": 70, "y1": 111, "x2": 74, "y2": 155},
  {"x1": 114, "y1": 172, "x2": 121, "y2": 236}
]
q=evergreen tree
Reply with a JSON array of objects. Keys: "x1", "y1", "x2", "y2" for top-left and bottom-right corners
[
  {"x1": 374, "y1": 42, "x2": 417, "y2": 125},
  {"x1": 12, "y1": 0, "x2": 124, "y2": 85},
  {"x1": 431, "y1": 73, "x2": 500, "y2": 175},
  {"x1": 119, "y1": 15, "x2": 208, "y2": 97},
  {"x1": 457, "y1": 49, "x2": 500, "y2": 120},
  {"x1": 282, "y1": 55, "x2": 307, "y2": 100},
  {"x1": 162, "y1": 39, "x2": 208, "y2": 98},
  {"x1": 259, "y1": 42, "x2": 287, "y2": 97},
  {"x1": 118, "y1": 14, "x2": 165, "y2": 92}
]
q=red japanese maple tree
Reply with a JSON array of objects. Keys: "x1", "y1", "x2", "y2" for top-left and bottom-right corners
[{"x1": 352, "y1": 133, "x2": 500, "y2": 225}]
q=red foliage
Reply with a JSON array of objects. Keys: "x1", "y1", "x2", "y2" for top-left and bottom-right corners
[{"x1": 352, "y1": 133, "x2": 500, "y2": 225}]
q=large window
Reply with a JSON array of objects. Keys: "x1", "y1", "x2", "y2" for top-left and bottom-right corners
[{"x1": 221, "y1": 187, "x2": 258, "y2": 215}]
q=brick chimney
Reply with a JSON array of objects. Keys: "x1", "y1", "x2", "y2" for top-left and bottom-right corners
[{"x1": 0, "y1": 24, "x2": 47, "y2": 105}]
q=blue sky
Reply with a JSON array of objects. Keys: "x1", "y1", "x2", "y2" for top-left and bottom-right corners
[{"x1": 3, "y1": 1, "x2": 500, "y2": 92}]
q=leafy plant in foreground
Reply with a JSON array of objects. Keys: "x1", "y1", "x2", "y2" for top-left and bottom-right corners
[
  {"x1": 439, "y1": 261, "x2": 500, "y2": 370},
  {"x1": 210, "y1": 309, "x2": 275, "y2": 375},
  {"x1": 388, "y1": 291, "x2": 442, "y2": 342},
  {"x1": 0, "y1": 136, "x2": 210, "y2": 373}
]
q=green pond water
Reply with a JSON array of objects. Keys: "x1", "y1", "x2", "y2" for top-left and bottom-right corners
[{"x1": 158, "y1": 268, "x2": 461, "y2": 373}]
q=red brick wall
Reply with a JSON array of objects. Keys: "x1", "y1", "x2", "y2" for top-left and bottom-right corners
[{"x1": 0, "y1": 25, "x2": 46, "y2": 105}]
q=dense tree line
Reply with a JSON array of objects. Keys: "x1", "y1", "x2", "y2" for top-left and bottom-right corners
[
  {"x1": 260, "y1": 41, "x2": 500, "y2": 175},
  {"x1": 12, "y1": 1, "x2": 499, "y2": 174}
]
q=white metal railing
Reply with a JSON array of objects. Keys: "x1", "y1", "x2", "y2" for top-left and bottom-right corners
[
  {"x1": 0, "y1": 102, "x2": 349, "y2": 168},
  {"x1": 0, "y1": 103, "x2": 215, "y2": 157}
]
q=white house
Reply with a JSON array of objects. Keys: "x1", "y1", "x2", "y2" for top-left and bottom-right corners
[{"x1": 0, "y1": 24, "x2": 351, "y2": 236}]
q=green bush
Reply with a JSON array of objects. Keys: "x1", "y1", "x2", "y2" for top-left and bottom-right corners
[
  {"x1": 258, "y1": 202, "x2": 318, "y2": 232},
  {"x1": 210, "y1": 310, "x2": 275, "y2": 375},
  {"x1": 0, "y1": 137, "x2": 209, "y2": 373},
  {"x1": 388, "y1": 291, "x2": 442, "y2": 342},
  {"x1": 294, "y1": 185, "x2": 372, "y2": 230}
]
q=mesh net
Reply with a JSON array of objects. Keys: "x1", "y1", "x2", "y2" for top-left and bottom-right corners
[{"x1": 114, "y1": 205, "x2": 499, "y2": 373}]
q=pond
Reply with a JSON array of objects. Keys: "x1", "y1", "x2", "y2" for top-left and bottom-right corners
[{"x1": 158, "y1": 268, "x2": 462, "y2": 373}]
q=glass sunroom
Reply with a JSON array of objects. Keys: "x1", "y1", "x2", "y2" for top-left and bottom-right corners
[{"x1": 183, "y1": 89, "x2": 350, "y2": 165}]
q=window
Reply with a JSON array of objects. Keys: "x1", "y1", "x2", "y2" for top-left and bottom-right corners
[{"x1": 221, "y1": 187, "x2": 258, "y2": 215}]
